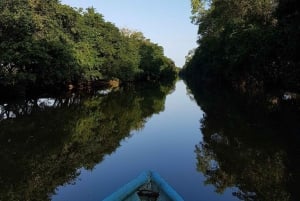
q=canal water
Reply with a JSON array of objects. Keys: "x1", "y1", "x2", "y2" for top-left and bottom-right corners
[
  {"x1": 0, "y1": 80, "x2": 298, "y2": 201},
  {"x1": 50, "y1": 81, "x2": 238, "y2": 201}
]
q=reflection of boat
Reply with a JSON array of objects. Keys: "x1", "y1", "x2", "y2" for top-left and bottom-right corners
[{"x1": 103, "y1": 171, "x2": 184, "y2": 201}]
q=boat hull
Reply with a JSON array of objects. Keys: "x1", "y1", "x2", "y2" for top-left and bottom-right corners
[{"x1": 103, "y1": 171, "x2": 184, "y2": 201}]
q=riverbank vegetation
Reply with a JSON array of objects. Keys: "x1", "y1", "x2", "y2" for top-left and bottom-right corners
[
  {"x1": 182, "y1": 1, "x2": 300, "y2": 200},
  {"x1": 182, "y1": 0, "x2": 299, "y2": 93},
  {"x1": 0, "y1": 0, "x2": 177, "y2": 93}
]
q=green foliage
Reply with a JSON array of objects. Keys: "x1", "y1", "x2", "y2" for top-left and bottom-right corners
[
  {"x1": 0, "y1": 0, "x2": 177, "y2": 90},
  {"x1": 183, "y1": 0, "x2": 300, "y2": 92},
  {"x1": 120, "y1": 29, "x2": 178, "y2": 81},
  {"x1": 0, "y1": 0, "x2": 78, "y2": 87},
  {"x1": 138, "y1": 41, "x2": 177, "y2": 81}
]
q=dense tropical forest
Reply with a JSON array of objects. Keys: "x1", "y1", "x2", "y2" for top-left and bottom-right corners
[
  {"x1": 0, "y1": 0, "x2": 177, "y2": 94},
  {"x1": 182, "y1": 0, "x2": 299, "y2": 92}
]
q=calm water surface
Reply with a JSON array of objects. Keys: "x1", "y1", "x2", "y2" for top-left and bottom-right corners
[
  {"x1": 0, "y1": 80, "x2": 298, "y2": 201},
  {"x1": 51, "y1": 81, "x2": 238, "y2": 201}
]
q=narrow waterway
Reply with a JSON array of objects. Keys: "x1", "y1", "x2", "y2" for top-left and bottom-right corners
[
  {"x1": 50, "y1": 81, "x2": 238, "y2": 201},
  {"x1": 1, "y1": 80, "x2": 298, "y2": 201}
]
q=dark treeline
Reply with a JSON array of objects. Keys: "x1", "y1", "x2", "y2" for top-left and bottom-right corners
[
  {"x1": 182, "y1": 0, "x2": 299, "y2": 92},
  {"x1": 182, "y1": 1, "x2": 300, "y2": 200},
  {"x1": 0, "y1": 0, "x2": 177, "y2": 92},
  {"x1": 0, "y1": 80, "x2": 176, "y2": 201}
]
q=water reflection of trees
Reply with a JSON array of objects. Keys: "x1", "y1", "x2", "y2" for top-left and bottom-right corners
[
  {"x1": 187, "y1": 81, "x2": 300, "y2": 201},
  {"x1": 0, "y1": 81, "x2": 175, "y2": 201}
]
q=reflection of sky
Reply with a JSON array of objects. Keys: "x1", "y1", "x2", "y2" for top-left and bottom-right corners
[
  {"x1": 52, "y1": 81, "x2": 239, "y2": 201},
  {"x1": 60, "y1": 0, "x2": 198, "y2": 67}
]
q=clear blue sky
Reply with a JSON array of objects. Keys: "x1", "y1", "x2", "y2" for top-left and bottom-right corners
[{"x1": 60, "y1": 0, "x2": 198, "y2": 67}]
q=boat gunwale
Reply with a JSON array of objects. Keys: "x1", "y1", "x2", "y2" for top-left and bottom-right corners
[{"x1": 102, "y1": 170, "x2": 184, "y2": 201}]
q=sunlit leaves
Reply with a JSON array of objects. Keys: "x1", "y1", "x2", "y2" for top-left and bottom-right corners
[{"x1": 0, "y1": 0, "x2": 177, "y2": 89}]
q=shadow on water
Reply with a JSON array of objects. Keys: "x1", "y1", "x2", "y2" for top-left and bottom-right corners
[
  {"x1": 0, "y1": 81, "x2": 175, "y2": 201},
  {"x1": 185, "y1": 80, "x2": 300, "y2": 201}
]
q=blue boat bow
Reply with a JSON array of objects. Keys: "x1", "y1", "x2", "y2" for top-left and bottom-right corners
[{"x1": 103, "y1": 171, "x2": 184, "y2": 201}]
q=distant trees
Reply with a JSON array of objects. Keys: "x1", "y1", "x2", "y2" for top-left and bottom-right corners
[
  {"x1": 0, "y1": 0, "x2": 177, "y2": 90},
  {"x1": 182, "y1": 0, "x2": 300, "y2": 92},
  {"x1": 120, "y1": 28, "x2": 177, "y2": 81}
]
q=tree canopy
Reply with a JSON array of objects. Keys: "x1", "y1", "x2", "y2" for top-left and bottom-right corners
[
  {"x1": 0, "y1": 0, "x2": 177, "y2": 91},
  {"x1": 182, "y1": 0, "x2": 300, "y2": 92}
]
